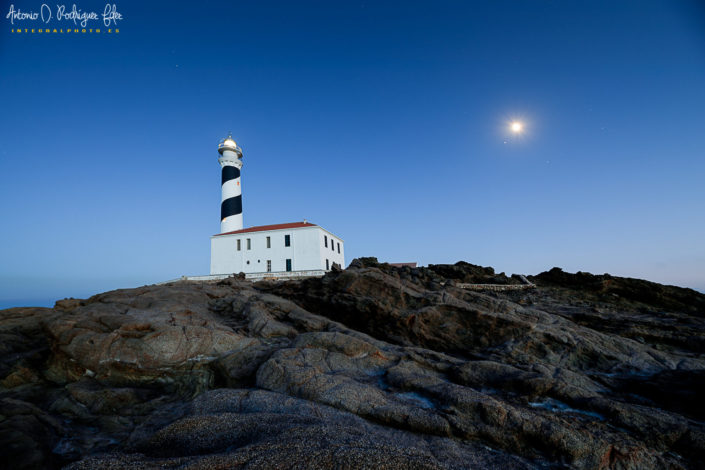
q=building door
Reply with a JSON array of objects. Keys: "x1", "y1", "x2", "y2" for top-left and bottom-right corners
[{"x1": 285, "y1": 259, "x2": 292, "y2": 272}]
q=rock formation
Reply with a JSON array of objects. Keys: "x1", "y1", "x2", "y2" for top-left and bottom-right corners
[{"x1": 1, "y1": 259, "x2": 704, "y2": 469}]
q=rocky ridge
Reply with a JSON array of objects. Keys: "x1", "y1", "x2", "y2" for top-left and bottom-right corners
[{"x1": 1, "y1": 258, "x2": 704, "y2": 469}]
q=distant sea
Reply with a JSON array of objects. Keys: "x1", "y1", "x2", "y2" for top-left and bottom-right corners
[{"x1": 0, "y1": 299, "x2": 57, "y2": 309}]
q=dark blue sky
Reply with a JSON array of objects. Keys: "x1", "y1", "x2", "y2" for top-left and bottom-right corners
[{"x1": 1, "y1": 0, "x2": 704, "y2": 307}]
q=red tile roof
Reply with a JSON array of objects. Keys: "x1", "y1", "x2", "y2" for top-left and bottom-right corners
[{"x1": 214, "y1": 221, "x2": 317, "y2": 237}]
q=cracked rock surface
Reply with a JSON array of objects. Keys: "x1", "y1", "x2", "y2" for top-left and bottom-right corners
[{"x1": 1, "y1": 258, "x2": 704, "y2": 469}]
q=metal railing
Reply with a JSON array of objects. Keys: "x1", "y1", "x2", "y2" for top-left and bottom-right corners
[
  {"x1": 246, "y1": 270, "x2": 326, "y2": 281},
  {"x1": 455, "y1": 275, "x2": 535, "y2": 291}
]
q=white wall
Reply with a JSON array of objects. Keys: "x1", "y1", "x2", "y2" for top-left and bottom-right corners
[
  {"x1": 210, "y1": 226, "x2": 345, "y2": 275},
  {"x1": 318, "y1": 229, "x2": 345, "y2": 271}
]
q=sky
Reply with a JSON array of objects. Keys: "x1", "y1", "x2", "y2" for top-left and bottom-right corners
[{"x1": 1, "y1": 0, "x2": 704, "y2": 308}]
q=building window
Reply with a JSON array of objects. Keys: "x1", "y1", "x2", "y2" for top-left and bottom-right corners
[
  {"x1": 237, "y1": 239, "x2": 241, "y2": 251},
  {"x1": 246, "y1": 260, "x2": 250, "y2": 265},
  {"x1": 286, "y1": 259, "x2": 292, "y2": 272},
  {"x1": 284, "y1": 235, "x2": 291, "y2": 247},
  {"x1": 267, "y1": 260, "x2": 271, "y2": 272},
  {"x1": 337, "y1": 242, "x2": 340, "y2": 253},
  {"x1": 324, "y1": 235, "x2": 327, "y2": 247},
  {"x1": 331, "y1": 240, "x2": 335, "y2": 251},
  {"x1": 266, "y1": 236, "x2": 271, "y2": 248},
  {"x1": 326, "y1": 259, "x2": 329, "y2": 270},
  {"x1": 247, "y1": 238, "x2": 251, "y2": 250}
]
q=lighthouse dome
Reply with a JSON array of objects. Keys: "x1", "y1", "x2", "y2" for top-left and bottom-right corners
[{"x1": 218, "y1": 134, "x2": 242, "y2": 156}]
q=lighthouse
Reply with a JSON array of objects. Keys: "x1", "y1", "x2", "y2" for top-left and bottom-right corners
[
  {"x1": 210, "y1": 135, "x2": 345, "y2": 279},
  {"x1": 217, "y1": 134, "x2": 243, "y2": 233}
]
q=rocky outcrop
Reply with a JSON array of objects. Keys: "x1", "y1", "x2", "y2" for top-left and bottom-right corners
[
  {"x1": 1, "y1": 259, "x2": 704, "y2": 469},
  {"x1": 427, "y1": 261, "x2": 521, "y2": 285}
]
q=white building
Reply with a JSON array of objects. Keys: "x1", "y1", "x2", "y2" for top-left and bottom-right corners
[
  {"x1": 210, "y1": 221, "x2": 345, "y2": 277},
  {"x1": 209, "y1": 135, "x2": 345, "y2": 279}
]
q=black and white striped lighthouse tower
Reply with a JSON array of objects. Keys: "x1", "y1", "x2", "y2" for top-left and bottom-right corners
[{"x1": 217, "y1": 134, "x2": 243, "y2": 233}]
